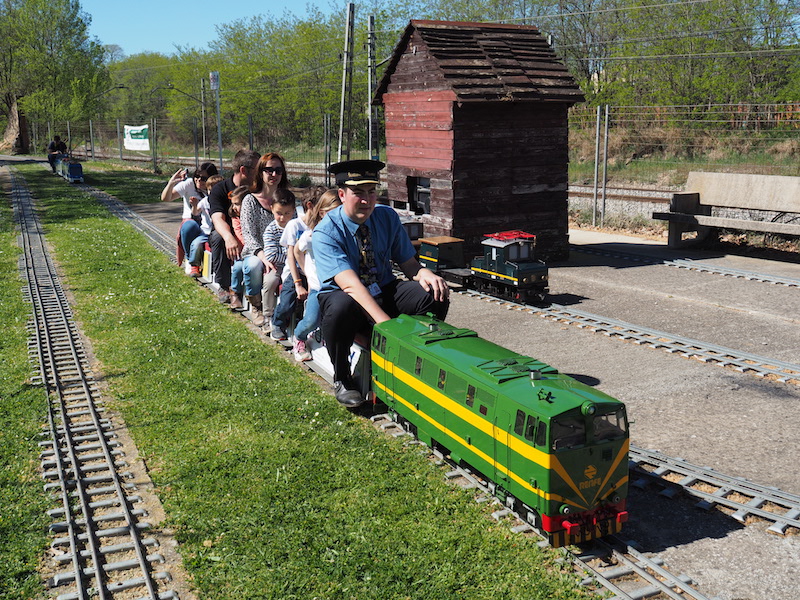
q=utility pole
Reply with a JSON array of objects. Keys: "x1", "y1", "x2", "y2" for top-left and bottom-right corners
[
  {"x1": 210, "y1": 71, "x2": 223, "y2": 171},
  {"x1": 367, "y1": 14, "x2": 380, "y2": 161},
  {"x1": 338, "y1": 2, "x2": 355, "y2": 161}
]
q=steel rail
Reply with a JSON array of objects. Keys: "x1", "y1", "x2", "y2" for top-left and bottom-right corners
[
  {"x1": 571, "y1": 245, "x2": 800, "y2": 288},
  {"x1": 630, "y1": 446, "x2": 800, "y2": 535},
  {"x1": 10, "y1": 169, "x2": 174, "y2": 600},
  {"x1": 457, "y1": 289, "x2": 800, "y2": 384},
  {"x1": 370, "y1": 413, "x2": 715, "y2": 600}
]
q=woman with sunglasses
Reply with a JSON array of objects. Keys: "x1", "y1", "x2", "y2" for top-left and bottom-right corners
[
  {"x1": 240, "y1": 152, "x2": 290, "y2": 326},
  {"x1": 161, "y1": 161, "x2": 219, "y2": 273}
]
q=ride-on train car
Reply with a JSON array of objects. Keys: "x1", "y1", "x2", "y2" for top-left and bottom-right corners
[
  {"x1": 418, "y1": 230, "x2": 549, "y2": 304},
  {"x1": 371, "y1": 314, "x2": 629, "y2": 547}
]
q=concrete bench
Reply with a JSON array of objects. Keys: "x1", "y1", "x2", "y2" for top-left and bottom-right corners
[{"x1": 652, "y1": 172, "x2": 800, "y2": 247}]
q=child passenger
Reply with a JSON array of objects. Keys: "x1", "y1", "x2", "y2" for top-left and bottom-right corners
[
  {"x1": 270, "y1": 186, "x2": 327, "y2": 341},
  {"x1": 260, "y1": 189, "x2": 296, "y2": 328},
  {"x1": 226, "y1": 184, "x2": 248, "y2": 311},
  {"x1": 291, "y1": 189, "x2": 341, "y2": 361}
]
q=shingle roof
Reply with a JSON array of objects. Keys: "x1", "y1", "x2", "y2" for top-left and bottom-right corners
[{"x1": 374, "y1": 20, "x2": 585, "y2": 104}]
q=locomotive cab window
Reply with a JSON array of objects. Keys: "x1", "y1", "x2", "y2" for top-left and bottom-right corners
[
  {"x1": 466, "y1": 385, "x2": 475, "y2": 407},
  {"x1": 414, "y1": 356, "x2": 423, "y2": 376},
  {"x1": 551, "y1": 416, "x2": 587, "y2": 451},
  {"x1": 524, "y1": 415, "x2": 537, "y2": 441},
  {"x1": 437, "y1": 369, "x2": 446, "y2": 390},
  {"x1": 593, "y1": 408, "x2": 627, "y2": 442},
  {"x1": 535, "y1": 421, "x2": 547, "y2": 447},
  {"x1": 514, "y1": 410, "x2": 525, "y2": 435}
]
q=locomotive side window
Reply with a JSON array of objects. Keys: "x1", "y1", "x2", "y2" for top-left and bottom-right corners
[
  {"x1": 514, "y1": 410, "x2": 525, "y2": 435},
  {"x1": 372, "y1": 331, "x2": 380, "y2": 349},
  {"x1": 466, "y1": 385, "x2": 475, "y2": 407},
  {"x1": 437, "y1": 369, "x2": 446, "y2": 390},
  {"x1": 535, "y1": 421, "x2": 547, "y2": 447},
  {"x1": 551, "y1": 416, "x2": 586, "y2": 451},
  {"x1": 593, "y1": 408, "x2": 627, "y2": 442},
  {"x1": 415, "y1": 356, "x2": 423, "y2": 376},
  {"x1": 524, "y1": 415, "x2": 537, "y2": 441},
  {"x1": 380, "y1": 336, "x2": 386, "y2": 354}
]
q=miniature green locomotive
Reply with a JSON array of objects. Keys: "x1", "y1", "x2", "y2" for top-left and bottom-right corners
[
  {"x1": 418, "y1": 230, "x2": 549, "y2": 304},
  {"x1": 371, "y1": 314, "x2": 629, "y2": 547}
]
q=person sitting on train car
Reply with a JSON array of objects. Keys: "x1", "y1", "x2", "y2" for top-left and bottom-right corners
[
  {"x1": 258, "y1": 188, "x2": 296, "y2": 329},
  {"x1": 47, "y1": 135, "x2": 67, "y2": 173},
  {"x1": 160, "y1": 162, "x2": 219, "y2": 272},
  {"x1": 290, "y1": 189, "x2": 341, "y2": 362},
  {"x1": 227, "y1": 184, "x2": 249, "y2": 309},
  {"x1": 314, "y1": 159, "x2": 450, "y2": 407},
  {"x1": 240, "y1": 152, "x2": 291, "y2": 326},
  {"x1": 270, "y1": 185, "x2": 329, "y2": 341},
  {"x1": 208, "y1": 149, "x2": 261, "y2": 307}
]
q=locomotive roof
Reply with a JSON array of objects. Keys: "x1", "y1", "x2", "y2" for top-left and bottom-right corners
[
  {"x1": 481, "y1": 230, "x2": 536, "y2": 248},
  {"x1": 379, "y1": 315, "x2": 622, "y2": 417}
]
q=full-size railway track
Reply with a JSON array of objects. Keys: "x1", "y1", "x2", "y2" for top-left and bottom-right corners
[{"x1": 12, "y1": 170, "x2": 177, "y2": 600}]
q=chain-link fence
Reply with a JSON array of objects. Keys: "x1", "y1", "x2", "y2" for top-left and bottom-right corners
[
  {"x1": 31, "y1": 111, "x2": 376, "y2": 186},
  {"x1": 569, "y1": 103, "x2": 800, "y2": 188},
  {"x1": 33, "y1": 102, "x2": 799, "y2": 193}
]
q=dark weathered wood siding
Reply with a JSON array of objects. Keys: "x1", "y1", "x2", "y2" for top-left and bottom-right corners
[{"x1": 376, "y1": 21, "x2": 583, "y2": 260}]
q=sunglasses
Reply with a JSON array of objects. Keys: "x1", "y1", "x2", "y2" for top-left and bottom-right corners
[
  {"x1": 194, "y1": 174, "x2": 209, "y2": 181},
  {"x1": 262, "y1": 166, "x2": 284, "y2": 175}
]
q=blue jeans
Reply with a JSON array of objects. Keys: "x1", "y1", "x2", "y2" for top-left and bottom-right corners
[
  {"x1": 242, "y1": 255, "x2": 265, "y2": 297},
  {"x1": 272, "y1": 272, "x2": 302, "y2": 330},
  {"x1": 293, "y1": 289, "x2": 320, "y2": 341},
  {"x1": 180, "y1": 220, "x2": 206, "y2": 265},
  {"x1": 231, "y1": 259, "x2": 244, "y2": 296}
]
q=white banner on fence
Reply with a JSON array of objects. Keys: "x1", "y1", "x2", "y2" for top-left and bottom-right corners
[{"x1": 124, "y1": 124, "x2": 150, "y2": 151}]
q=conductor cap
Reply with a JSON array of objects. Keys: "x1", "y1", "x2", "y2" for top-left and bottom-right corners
[{"x1": 329, "y1": 159, "x2": 385, "y2": 187}]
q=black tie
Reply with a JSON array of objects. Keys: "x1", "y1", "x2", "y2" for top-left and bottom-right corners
[{"x1": 357, "y1": 224, "x2": 377, "y2": 287}]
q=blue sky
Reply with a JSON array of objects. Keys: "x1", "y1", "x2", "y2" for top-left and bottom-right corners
[{"x1": 80, "y1": 0, "x2": 340, "y2": 57}]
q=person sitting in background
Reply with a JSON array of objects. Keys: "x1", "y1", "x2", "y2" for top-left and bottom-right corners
[
  {"x1": 240, "y1": 153, "x2": 289, "y2": 326},
  {"x1": 270, "y1": 185, "x2": 327, "y2": 341},
  {"x1": 160, "y1": 162, "x2": 218, "y2": 270},
  {"x1": 315, "y1": 160, "x2": 450, "y2": 407},
  {"x1": 208, "y1": 149, "x2": 261, "y2": 305},
  {"x1": 47, "y1": 135, "x2": 67, "y2": 173},
  {"x1": 227, "y1": 185, "x2": 249, "y2": 310},
  {"x1": 290, "y1": 189, "x2": 340, "y2": 362},
  {"x1": 260, "y1": 189, "x2": 296, "y2": 329}
]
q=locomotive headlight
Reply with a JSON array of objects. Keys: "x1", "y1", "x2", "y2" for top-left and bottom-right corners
[
  {"x1": 560, "y1": 505, "x2": 572, "y2": 515},
  {"x1": 581, "y1": 401, "x2": 597, "y2": 416},
  {"x1": 612, "y1": 495, "x2": 621, "y2": 504}
]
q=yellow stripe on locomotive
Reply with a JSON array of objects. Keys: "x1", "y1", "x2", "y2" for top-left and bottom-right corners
[{"x1": 371, "y1": 314, "x2": 629, "y2": 547}]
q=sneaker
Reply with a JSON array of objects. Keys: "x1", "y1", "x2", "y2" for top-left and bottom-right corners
[
  {"x1": 334, "y1": 380, "x2": 364, "y2": 407},
  {"x1": 189, "y1": 265, "x2": 201, "y2": 278},
  {"x1": 217, "y1": 288, "x2": 231, "y2": 304},
  {"x1": 270, "y1": 325, "x2": 287, "y2": 341},
  {"x1": 293, "y1": 338, "x2": 311, "y2": 362},
  {"x1": 229, "y1": 293, "x2": 243, "y2": 310}
]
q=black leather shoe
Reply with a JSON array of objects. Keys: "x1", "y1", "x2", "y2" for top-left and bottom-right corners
[{"x1": 334, "y1": 381, "x2": 364, "y2": 407}]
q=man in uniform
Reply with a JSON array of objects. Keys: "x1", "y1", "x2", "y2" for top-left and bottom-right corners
[{"x1": 314, "y1": 160, "x2": 449, "y2": 407}]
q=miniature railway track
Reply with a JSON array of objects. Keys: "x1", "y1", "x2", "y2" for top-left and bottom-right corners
[
  {"x1": 371, "y1": 414, "x2": 719, "y2": 600},
  {"x1": 458, "y1": 290, "x2": 800, "y2": 385},
  {"x1": 572, "y1": 245, "x2": 800, "y2": 288},
  {"x1": 630, "y1": 447, "x2": 800, "y2": 535},
  {"x1": 11, "y1": 170, "x2": 177, "y2": 600}
]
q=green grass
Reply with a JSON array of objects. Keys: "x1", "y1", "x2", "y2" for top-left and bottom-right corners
[
  {"x1": 9, "y1": 162, "x2": 590, "y2": 599},
  {"x1": 0, "y1": 173, "x2": 50, "y2": 599}
]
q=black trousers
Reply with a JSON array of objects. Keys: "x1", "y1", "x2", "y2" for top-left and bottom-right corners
[
  {"x1": 319, "y1": 279, "x2": 449, "y2": 383},
  {"x1": 209, "y1": 230, "x2": 231, "y2": 290}
]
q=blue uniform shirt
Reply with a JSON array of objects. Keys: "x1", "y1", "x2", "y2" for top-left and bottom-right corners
[{"x1": 315, "y1": 204, "x2": 416, "y2": 294}]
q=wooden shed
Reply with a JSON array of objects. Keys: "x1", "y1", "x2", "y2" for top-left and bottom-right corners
[{"x1": 374, "y1": 20, "x2": 585, "y2": 260}]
